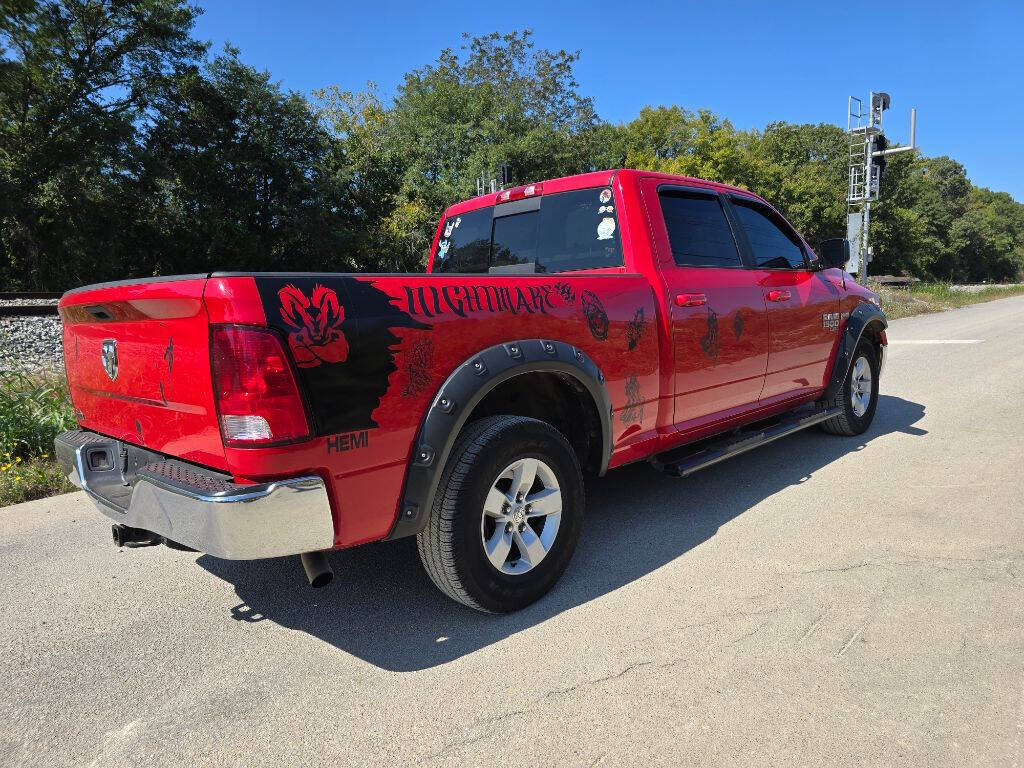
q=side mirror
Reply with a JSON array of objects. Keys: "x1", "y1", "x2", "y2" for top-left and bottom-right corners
[{"x1": 817, "y1": 238, "x2": 850, "y2": 270}]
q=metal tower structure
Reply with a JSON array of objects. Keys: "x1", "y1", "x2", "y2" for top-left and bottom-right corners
[{"x1": 846, "y1": 93, "x2": 918, "y2": 283}]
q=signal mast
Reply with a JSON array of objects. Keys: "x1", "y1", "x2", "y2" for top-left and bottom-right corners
[{"x1": 846, "y1": 93, "x2": 918, "y2": 283}]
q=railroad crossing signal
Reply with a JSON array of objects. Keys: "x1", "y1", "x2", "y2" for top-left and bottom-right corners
[
  {"x1": 476, "y1": 163, "x2": 513, "y2": 196},
  {"x1": 846, "y1": 92, "x2": 918, "y2": 283}
]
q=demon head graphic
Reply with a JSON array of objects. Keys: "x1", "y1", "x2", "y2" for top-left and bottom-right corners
[
  {"x1": 278, "y1": 283, "x2": 349, "y2": 368},
  {"x1": 259, "y1": 277, "x2": 431, "y2": 434}
]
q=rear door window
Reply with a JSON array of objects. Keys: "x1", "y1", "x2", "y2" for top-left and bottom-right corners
[
  {"x1": 433, "y1": 187, "x2": 624, "y2": 274},
  {"x1": 491, "y1": 211, "x2": 540, "y2": 271},
  {"x1": 535, "y1": 188, "x2": 623, "y2": 272},
  {"x1": 658, "y1": 190, "x2": 742, "y2": 268},
  {"x1": 433, "y1": 207, "x2": 492, "y2": 273},
  {"x1": 731, "y1": 198, "x2": 807, "y2": 270}
]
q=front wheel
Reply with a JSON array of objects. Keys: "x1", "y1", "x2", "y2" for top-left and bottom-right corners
[
  {"x1": 820, "y1": 338, "x2": 879, "y2": 436},
  {"x1": 416, "y1": 415, "x2": 584, "y2": 613}
]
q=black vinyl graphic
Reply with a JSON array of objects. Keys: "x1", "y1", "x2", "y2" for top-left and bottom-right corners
[
  {"x1": 163, "y1": 337, "x2": 174, "y2": 375},
  {"x1": 620, "y1": 375, "x2": 644, "y2": 425},
  {"x1": 403, "y1": 282, "x2": 563, "y2": 318},
  {"x1": 580, "y1": 290, "x2": 609, "y2": 341},
  {"x1": 700, "y1": 308, "x2": 720, "y2": 365},
  {"x1": 552, "y1": 281, "x2": 577, "y2": 304},
  {"x1": 257, "y1": 277, "x2": 430, "y2": 434},
  {"x1": 402, "y1": 338, "x2": 434, "y2": 397},
  {"x1": 625, "y1": 307, "x2": 646, "y2": 350}
]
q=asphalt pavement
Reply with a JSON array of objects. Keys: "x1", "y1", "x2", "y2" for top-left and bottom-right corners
[{"x1": 3, "y1": 295, "x2": 1023, "y2": 767}]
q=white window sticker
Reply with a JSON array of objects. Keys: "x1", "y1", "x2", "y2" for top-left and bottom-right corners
[
  {"x1": 599, "y1": 188, "x2": 612, "y2": 204},
  {"x1": 444, "y1": 220, "x2": 454, "y2": 237},
  {"x1": 597, "y1": 217, "x2": 616, "y2": 241},
  {"x1": 454, "y1": 217, "x2": 462, "y2": 228}
]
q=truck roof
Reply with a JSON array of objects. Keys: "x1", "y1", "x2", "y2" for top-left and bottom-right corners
[{"x1": 443, "y1": 168, "x2": 762, "y2": 217}]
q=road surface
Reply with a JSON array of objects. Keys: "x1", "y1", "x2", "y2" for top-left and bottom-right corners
[{"x1": 3, "y1": 295, "x2": 1023, "y2": 767}]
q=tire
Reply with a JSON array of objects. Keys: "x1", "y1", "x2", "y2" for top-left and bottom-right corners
[
  {"x1": 416, "y1": 415, "x2": 584, "y2": 613},
  {"x1": 820, "y1": 338, "x2": 879, "y2": 436}
]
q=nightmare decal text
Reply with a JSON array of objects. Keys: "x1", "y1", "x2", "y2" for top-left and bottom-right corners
[
  {"x1": 404, "y1": 284, "x2": 561, "y2": 318},
  {"x1": 403, "y1": 280, "x2": 614, "y2": 344}
]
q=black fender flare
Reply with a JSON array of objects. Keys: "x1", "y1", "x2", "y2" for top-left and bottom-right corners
[
  {"x1": 822, "y1": 302, "x2": 888, "y2": 402},
  {"x1": 386, "y1": 339, "x2": 612, "y2": 540}
]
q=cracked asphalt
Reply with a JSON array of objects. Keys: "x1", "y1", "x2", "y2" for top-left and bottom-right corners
[{"x1": 3, "y1": 295, "x2": 1024, "y2": 767}]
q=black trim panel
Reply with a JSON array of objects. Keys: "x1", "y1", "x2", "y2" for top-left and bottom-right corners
[
  {"x1": 386, "y1": 339, "x2": 612, "y2": 540},
  {"x1": 492, "y1": 196, "x2": 541, "y2": 217}
]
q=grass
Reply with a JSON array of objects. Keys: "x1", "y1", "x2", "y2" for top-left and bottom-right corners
[
  {"x1": 872, "y1": 281, "x2": 1024, "y2": 321},
  {"x1": 0, "y1": 454, "x2": 75, "y2": 506},
  {"x1": 0, "y1": 368, "x2": 77, "y2": 506}
]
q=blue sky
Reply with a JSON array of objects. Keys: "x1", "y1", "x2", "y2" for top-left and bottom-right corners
[{"x1": 193, "y1": 0, "x2": 1024, "y2": 201}]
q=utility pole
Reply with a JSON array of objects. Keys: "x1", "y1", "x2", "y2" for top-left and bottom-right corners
[{"x1": 846, "y1": 93, "x2": 918, "y2": 284}]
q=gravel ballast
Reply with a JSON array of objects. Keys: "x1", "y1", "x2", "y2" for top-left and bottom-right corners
[{"x1": 0, "y1": 304, "x2": 63, "y2": 371}]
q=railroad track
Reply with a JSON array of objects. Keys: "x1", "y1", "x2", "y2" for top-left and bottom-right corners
[{"x1": 0, "y1": 292, "x2": 61, "y2": 317}]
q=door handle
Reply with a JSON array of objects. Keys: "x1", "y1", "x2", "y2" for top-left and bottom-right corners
[
  {"x1": 674, "y1": 293, "x2": 707, "y2": 307},
  {"x1": 766, "y1": 289, "x2": 792, "y2": 302}
]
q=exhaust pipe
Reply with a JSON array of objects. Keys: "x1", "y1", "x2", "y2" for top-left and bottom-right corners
[
  {"x1": 300, "y1": 551, "x2": 333, "y2": 588},
  {"x1": 112, "y1": 524, "x2": 162, "y2": 548}
]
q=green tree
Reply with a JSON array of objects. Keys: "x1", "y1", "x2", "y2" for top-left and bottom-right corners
[
  {"x1": 620, "y1": 105, "x2": 745, "y2": 185},
  {"x1": 3, "y1": 12, "x2": 1023, "y2": 289},
  {"x1": 739, "y1": 121, "x2": 848, "y2": 248},
  {"x1": 0, "y1": 0, "x2": 205, "y2": 288},
  {"x1": 316, "y1": 30, "x2": 608, "y2": 271},
  {"x1": 142, "y1": 49, "x2": 355, "y2": 275}
]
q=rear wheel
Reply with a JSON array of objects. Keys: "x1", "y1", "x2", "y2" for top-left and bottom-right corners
[
  {"x1": 416, "y1": 415, "x2": 584, "y2": 613},
  {"x1": 820, "y1": 338, "x2": 879, "y2": 436}
]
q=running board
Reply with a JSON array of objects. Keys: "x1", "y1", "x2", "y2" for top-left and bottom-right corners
[{"x1": 650, "y1": 407, "x2": 843, "y2": 478}]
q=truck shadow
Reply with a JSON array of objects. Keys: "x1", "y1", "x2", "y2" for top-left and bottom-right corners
[{"x1": 198, "y1": 394, "x2": 926, "y2": 672}]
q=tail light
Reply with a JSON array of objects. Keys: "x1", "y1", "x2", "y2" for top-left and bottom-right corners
[
  {"x1": 210, "y1": 325, "x2": 311, "y2": 446},
  {"x1": 496, "y1": 183, "x2": 542, "y2": 204}
]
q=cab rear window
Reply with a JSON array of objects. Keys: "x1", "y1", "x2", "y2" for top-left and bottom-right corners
[{"x1": 433, "y1": 187, "x2": 624, "y2": 274}]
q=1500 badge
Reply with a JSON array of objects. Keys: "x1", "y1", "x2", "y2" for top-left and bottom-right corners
[{"x1": 822, "y1": 312, "x2": 849, "y2": 331}]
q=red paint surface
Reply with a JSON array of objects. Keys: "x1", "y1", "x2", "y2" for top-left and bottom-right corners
[
  {"x1": 59, "y1": 278, "x2": 228, "y2": 470},
  {"x1": 59, "y1": 169, "x2": 884, "y2": 550}
]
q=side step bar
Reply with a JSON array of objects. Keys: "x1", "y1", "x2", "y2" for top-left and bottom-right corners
[{"x1": 650, "y1": 407, "x2": 843, "y2": 478}]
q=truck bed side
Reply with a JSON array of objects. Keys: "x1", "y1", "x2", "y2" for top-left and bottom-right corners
[{"x1": 230, "y1": 272, "x2": 661, "y2": 547}]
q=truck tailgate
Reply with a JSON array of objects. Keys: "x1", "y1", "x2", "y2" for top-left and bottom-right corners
[{"x1": 59, "y1": 277, "x2": 228, "y2": 471}]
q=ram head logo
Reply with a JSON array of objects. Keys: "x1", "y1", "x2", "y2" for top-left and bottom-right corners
[
  {"x1": 101, "y1": 339, "x2": 118, "y2": 381},
  {"x1": 278, "y1": 284, "x2": 349, "y2": 368}
]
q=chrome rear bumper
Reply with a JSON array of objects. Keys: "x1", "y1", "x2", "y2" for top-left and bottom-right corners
[{"x1": 55, "y1": 430, "x2": 334, "y2": 559}]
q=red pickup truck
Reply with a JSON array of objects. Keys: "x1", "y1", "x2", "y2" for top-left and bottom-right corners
[{"x1": 55, "y1": 169, "x2": 887, "y2": 612}]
